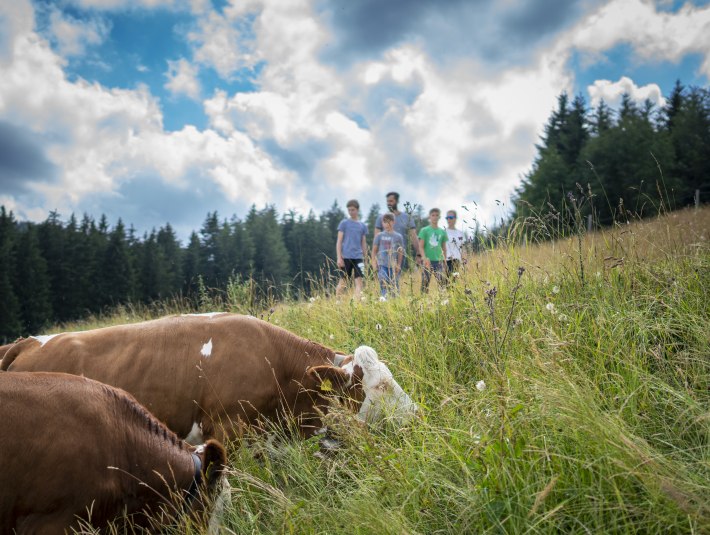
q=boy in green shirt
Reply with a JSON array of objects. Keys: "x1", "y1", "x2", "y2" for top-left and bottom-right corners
[{"x1": 418, "y1": 208, "x2": 448, "y2": 293}]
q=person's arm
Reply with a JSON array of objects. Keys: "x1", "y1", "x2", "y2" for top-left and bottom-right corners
[
  {"x1": 371, "y1": 242, "x2": 379, "y2": 270},
  {"x1": 336, "y1": 231, "x2": 344, "y2": 268},
  {"x1": 419, "y1": 238, "x2": 429, "y2": 268},
  {"x1": 396, "y1": 243, "x2": 404, "y2": 272},
  {"x1": 441, "y1": 242, "x2": 447, "y2": 270},
  {"x1": 361, "y1": 233, "x2": 369, "y2": 266}
]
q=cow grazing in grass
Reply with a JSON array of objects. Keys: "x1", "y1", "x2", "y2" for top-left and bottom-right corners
[
  {"x1": 0, "y1": 372, "x2": 226, "y2": 534},
  {"x1": 342, "y1": 345, "x2": 419, "y2": 424},
  {"x1": 1, "y1": 313, "x2": 364, "y2": 443}
]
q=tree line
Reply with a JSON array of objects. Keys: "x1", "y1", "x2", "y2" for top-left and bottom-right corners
[
  {"x1": 514, "y1": 81, "x2": 709, "y2": 226},
  {"x1": 0, "y1": 202, "x2": 411, "y2": 340}
]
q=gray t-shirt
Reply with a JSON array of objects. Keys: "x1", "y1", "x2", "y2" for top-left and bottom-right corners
[
  {"x1": 375, "y1": 211, "x2": 416, "y2": 249},
  {"x1": 373, "y1": 230, "x2": 404, "y2": 268},
  {"x1": 337, "y1": 218, "x2": 368, "y2": 259}
]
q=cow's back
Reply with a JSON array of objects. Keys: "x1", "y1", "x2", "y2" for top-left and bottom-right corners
[{"x1": 1, "y1": 314, "x2": 335, "y2": 440}]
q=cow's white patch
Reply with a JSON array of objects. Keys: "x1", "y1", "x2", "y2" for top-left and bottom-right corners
[
  {"x1": 184, "y1": 422, "x2": 204, "y2": 445},
  {"x1": 31, "y1": 334, "x2": 61, "y2": 347},
  {"x1": 200, "y1": 339, "x2": 213, "y2": 358},
  {"x1": 353, "y1": 345, "x2": 418, "y2": 424},
  {"x1": 182, "y1": 312, "x2": 228, "y2": 318}
]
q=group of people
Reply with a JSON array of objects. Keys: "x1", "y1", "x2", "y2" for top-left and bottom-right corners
[{"x1": 335, "y1": 191, "x2": 466, "y2": 299}]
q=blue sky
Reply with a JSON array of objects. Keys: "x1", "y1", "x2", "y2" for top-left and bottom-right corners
[{"x1": 1, "y1": 0, "x2": 708, "y2": 241}]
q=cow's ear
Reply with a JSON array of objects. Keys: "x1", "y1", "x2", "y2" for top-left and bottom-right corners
[{"x1": 306, "y1": 365, "x2": 352, "y2": 394}]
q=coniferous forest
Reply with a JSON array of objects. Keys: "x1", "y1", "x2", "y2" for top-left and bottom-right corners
[{"x1": 1, "y1": 81, "x2": 708, "y2": 341}]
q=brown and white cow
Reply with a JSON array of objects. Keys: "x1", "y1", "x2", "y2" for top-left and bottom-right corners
[
  {"x1": 0, "y1": 371, "x2": 227, "y2": 534},
  {"x1": 1, "y1": 313, "x2": 363, "y2": 443}
]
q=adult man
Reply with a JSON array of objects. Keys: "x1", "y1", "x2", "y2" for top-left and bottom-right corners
[{"x1": 374, "y1": 192, "x2": 422, "y2": 268}]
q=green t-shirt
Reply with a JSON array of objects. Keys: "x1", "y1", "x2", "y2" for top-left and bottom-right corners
[{"x1": 418, "y1": 226, "x2": 448, "y2": 261}]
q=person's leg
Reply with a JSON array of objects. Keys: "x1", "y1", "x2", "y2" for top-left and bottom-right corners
[
  {"x1": 393, "y1": 267, "x2": 401, "y2": 296},
  {"x1": 378, "y1": 265, "x2": 388, "y2": 297},
  {"x1": 432, "y1": 261, "x2": 446, "y2": 290},
  {"x1": 421, "y1": 264, "x2": 431, "y2": 293},
  {"x1": 353, "y1": 260, "x2": 365, "y2": 299}
]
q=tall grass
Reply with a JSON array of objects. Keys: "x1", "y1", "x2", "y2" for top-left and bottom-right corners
[{"x1": 65, "y1": 206, "x2": 709, "y2": 534}]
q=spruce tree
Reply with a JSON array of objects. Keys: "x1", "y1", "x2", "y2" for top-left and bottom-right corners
[
  {"x1": 13, "y1": 224, "x2": 53, "y2": 334},
  {"x1": 0, "y1": 207, "x2": 21, "y2": 340}
]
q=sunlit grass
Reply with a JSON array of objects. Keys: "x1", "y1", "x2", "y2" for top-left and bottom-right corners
[{"x1": 62, "y1": 206, "x2": 709, "y2": 534}]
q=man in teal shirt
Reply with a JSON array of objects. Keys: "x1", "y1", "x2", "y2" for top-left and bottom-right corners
[{"x1": 418, "y1": 208, "x2": 448, "y2": 293}]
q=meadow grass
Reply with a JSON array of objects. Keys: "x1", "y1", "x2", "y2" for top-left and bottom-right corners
[{"x1": 65, "y1": 206, "x2": 709, "y2": 534}]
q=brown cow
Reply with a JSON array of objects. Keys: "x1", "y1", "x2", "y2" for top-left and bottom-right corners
[
  {"x1": 0, "y1": 371, "x2": 227, "y2": 534},
  {"x1": 1, "y1": 313, "x2": 363, "y2": 443}
]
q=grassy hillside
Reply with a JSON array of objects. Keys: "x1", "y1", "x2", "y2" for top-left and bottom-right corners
[{"x1": 65, "y1": 207, "x2": 708, "y2": 534}]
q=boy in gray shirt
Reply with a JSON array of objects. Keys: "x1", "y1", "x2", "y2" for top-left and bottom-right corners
[
  {"x1": 371, "y1": 213, "x2": 404, "y2": 298},
  {"x1": 336, "y1": 199, "x2": 368, "y2": 299}
]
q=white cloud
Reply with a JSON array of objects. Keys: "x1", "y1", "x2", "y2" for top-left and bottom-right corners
[
  {"x1": 188, "y1": 9, "x2": 257, "y2": 79},
  {"x1": 568, "y1": 0, "x2": 710, "y2": 78},
  {"x1": 587, "y1": 76, "x2": 665, "y2": 108},
  {"x1": 164, "y1": 58, "x2": 201, "y2": 100},
  {"x1": 48, "y1": 9, "x2": 110, "y2": 57},
  {"x1": 0, "y1": 0, "x2": 302, "y2": 224}
]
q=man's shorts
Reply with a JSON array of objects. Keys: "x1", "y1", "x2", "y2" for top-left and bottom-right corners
[{"x1": 340, "y1": 258, "x2": 365, "y2": 279}]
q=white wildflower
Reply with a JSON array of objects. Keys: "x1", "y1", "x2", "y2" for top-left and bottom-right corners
[
  {"x1": 476, "y1": 380, "x2": 486, "y2": 391},
  {"x1": 558, "y1": 314, "x2": 569, "y2": 322},
  {"x1": 375, "y1": 323, "x2": 382, "y2": 331},
  {"x1": 441, "y1": 299, "x2": 449, "y2": 306},
  {"x1": 546, "y1": 302, "x2": 556, "y2": 313},
  {"x1": 309, "y1": 297, "x2": 316, "y2": 303},
  {"x1": 403, "y1": 326, "x2": 413, "y2": 332},
  {"x1": 379, "y1": 296, "x2": 387, "y2": 302},
  {"x1": 452, "y1": 272, "x2": 460, "y2": 278},
  {"x1": 329, "y1": 334, "x2": 335, "y2": 340},
  {"x1": 552, "y1": 285, "x2": 560, "y2": 294}
]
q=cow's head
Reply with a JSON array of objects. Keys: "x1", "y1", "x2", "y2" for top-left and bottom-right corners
[
  {"x1": 184, "y1": 439, "x2": 228, "y2": 526},
  {"x1": 295, "y1": 361, "x2": 365, "y2": 437}
]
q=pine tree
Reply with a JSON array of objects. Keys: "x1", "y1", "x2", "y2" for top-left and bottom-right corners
[
  {"x1": 13, "y1": 224, "x2": 53, "y2": 334},
  {"x1": 99, "y1": 219, "x2": 134, "y2": 306},
  {"x1": 245, "y1": 205, "x2": 290, "y2": 286},
  {"x1": 0, "y1": 207, "x2": 21, "y2": 340},
  {"x1": 182, "y1": 231, "x2": 202, "y2": 296}
]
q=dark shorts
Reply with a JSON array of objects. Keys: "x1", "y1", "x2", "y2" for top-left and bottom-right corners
[{"x1": 340, "y1": 258, "x2": 365, "y2": 279}]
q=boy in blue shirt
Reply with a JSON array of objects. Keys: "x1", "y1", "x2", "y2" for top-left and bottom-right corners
[
  {"x1": 336, "y1": 199, "x2": 368, "y2": 299},
  {"x1": 371, "y1": 213, "x2": 404, "y2": 298}
]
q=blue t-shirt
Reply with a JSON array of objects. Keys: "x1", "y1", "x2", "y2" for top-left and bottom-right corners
[
  {"x1": 373, "y1": 230, "x2": 404, "y2": 268},
  {"x1": 337, "y1": 219, "x2": 368, "y2": 259},
  {"x1": 375, "y1": 211, "x2": 416, "y2": 247}
]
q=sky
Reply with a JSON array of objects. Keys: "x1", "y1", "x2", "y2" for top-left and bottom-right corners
[{"x1": 1, "y1": 0, "x2": 709, "y2": 241}]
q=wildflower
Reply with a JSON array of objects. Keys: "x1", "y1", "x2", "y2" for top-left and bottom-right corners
[
  {"x1": 464, "y1": 288, "x2": 472, "y2": 295},
  {"x1": 558, "y1": 314, "x2": 569, "y2": 322},
  {"x1": 375, "y1": 323, "x2": 382, "y2": 330},
  {"x1": 309, "y1": 297, "x2": 316, "y2": 303},
  {"x1": 441, "y1": 299, "x2": 449, "y2": 306},
  {"x1": 552, "y1": 286, "x2": 560, "y2": 294},
  {"x1": 360, "y1": 295, "x2": 367, "y2": 302},
  {"x1": 514, "y1": 318, "x2": 523, "y2": 327},
  {"x1": 476, "y1": 380, "x2": 486, "y2": 391},
  {"x1": 517, "y1": 266, "x2": 525, "y2": 277},
  {"x1": 452, "y1": 272, "x2": 460, "y2": 278},
  {"x1": 379, "y1": 296, "x2": 387, "y2": 302},
  {"x1": 329, "y1": 334, "x2": 335, "y2": 340},
  {"x1": 546, "y1": 302, "x2": 556, "y2": 313},
  {"x1": 403, "y1": 326, "x2": 413, "y2": 332}
]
